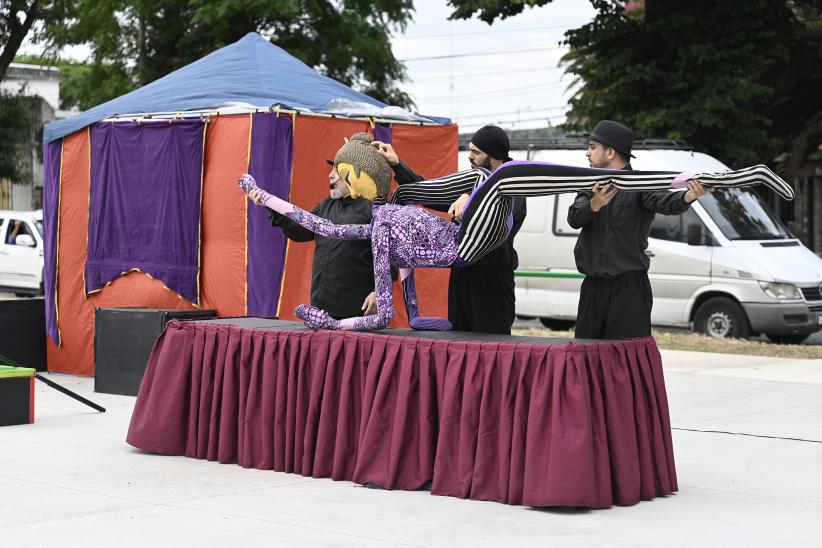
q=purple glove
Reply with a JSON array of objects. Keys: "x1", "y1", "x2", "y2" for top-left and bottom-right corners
[{"x1": 295, "y1": 304, "x2": 341, "y2": 330}]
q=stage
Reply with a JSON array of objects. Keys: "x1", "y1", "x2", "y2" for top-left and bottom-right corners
[{"x1": 126, "y1": 317, "x2": 677, "y2": 508}]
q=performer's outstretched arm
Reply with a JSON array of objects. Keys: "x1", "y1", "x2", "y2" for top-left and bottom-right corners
[{"x1": 238, "y1": 174, "x2": 371, "y2": 240}]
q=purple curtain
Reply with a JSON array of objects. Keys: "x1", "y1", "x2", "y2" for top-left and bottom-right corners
[
  {"x1": 373, "y1": 123, "x2": 392, "y2": 144},
  {"x1": 247, "y1": 113, "x2": 293, "y2": 317},
  {"x1": 86, "y1": 120, "x2": 206, "y2": 304},
  {"x1": 43, "y1": 139, "x2": 63, "y2": 345},
  {"x1": 127, "y1": 323, "x2": 678, "y2": 508}
]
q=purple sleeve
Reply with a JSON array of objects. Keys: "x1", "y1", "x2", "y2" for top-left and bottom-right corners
[
  {"x1": 239, "y1": 173, "x2": 371, "y2": 240},
  {"x1": 285, "y1": 208, "x2": 372, "y2": 241}
]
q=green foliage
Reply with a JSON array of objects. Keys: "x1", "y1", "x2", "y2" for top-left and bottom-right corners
[
  {"x1": 448, "y1": 0, "x2": 822, "y2": 169},
  {"x1": 447, "y1": 0, "x2": 555, "y2": 24},
  {"x1": 560, "y1": 0, "x2": 810, "y2": 167},
  {"x1": 0, "y1": 90, "x2": 33, "y2": 182},
  {"x1": 38, "y1": 0, "x2": 416, "y2": 109}
]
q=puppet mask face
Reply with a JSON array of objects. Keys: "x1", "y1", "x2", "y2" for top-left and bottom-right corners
[{"x1": 336, "y1": 162, "x2": 379, "y2": 201}]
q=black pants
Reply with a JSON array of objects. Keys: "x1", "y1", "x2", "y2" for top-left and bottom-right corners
[
  {"x1": 575, "y1": 271, "x2": 653, "y2": 339},
  {"x1": 448, "y1": 266, "x2": 515, "y2": 334}
]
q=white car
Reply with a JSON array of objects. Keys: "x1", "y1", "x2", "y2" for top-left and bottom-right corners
[{"x1": 0, "y1": 210, "x2": 44, "y2": 297}]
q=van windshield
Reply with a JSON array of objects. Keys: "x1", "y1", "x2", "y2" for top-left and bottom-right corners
[
  {"x1": 34, "y1": 220, "x2": 43, "y2": 237},
  {"x1": 698, "y1": 188, "x2": 792, "y2": 240}
]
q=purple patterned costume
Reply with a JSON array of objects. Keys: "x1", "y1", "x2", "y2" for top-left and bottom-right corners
[{"x1": 239, "y1": 174, "x2": 457, "y2": 331}]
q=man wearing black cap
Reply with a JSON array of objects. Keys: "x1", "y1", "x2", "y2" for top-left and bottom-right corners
[
  {"x1": 250, "y1": 159, "x2": 382, "y2": 319},
  {"x1": 373, "y1": 125, "x2": 527, "y2": 334},
  {"x1": 568, "y1": 120, "x2": 712, "y2": 339}
]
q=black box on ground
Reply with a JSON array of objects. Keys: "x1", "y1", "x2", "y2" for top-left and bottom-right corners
[
  {"x1": 0, "y1": 298, "x2": 46, "y2": 371},
  {"x1": 94, "y1": 308, "x2": 216, "y2": 396},
  {"x1": 0, "y1": 368, "x2": 34, "y2": 426}
]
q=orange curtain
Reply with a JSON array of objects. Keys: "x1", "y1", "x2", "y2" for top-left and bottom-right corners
[
  {"x1": 391, "y1": 124, "x2": 459, "y2": 320},
  {"x1": 47, "y1": 116, "x2": 458, "y2": 375},
  {"x1": 47, "y1": 115, "x2": 252, "y2": 375}
]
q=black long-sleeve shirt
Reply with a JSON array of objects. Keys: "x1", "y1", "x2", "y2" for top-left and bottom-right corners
[
  {"x1": 567, "y1": 164, "x2": 692, "y2": 278},
  {"x1": 269, "y1": 197, "x2": 377, "y2": 319},
  {"x1": 393, "y1": 160, "x2": 527, "y2": 270}
]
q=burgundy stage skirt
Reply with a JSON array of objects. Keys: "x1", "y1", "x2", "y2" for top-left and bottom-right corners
[{"x1": 126, "y1": 320, "x2": 677, "y2": 508}]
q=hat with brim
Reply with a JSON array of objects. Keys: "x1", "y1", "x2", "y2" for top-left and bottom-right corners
[{"x1": 584, "y1": 120, "x2": 636, "y2": 159}]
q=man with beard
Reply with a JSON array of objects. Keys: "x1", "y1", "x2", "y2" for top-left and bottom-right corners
[
  {"x1": 250, "y1": 158, "x2": 381, "y2": 319},
  {"x1": 373, "y1": 125, "x2": 527, "y2": 334},
  {"x1": 568, "y1": 120, "x2": 712, "y2": 339}
]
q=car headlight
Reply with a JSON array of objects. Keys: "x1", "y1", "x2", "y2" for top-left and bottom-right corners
[{"x1": 758, "y1": 281, "x2": 801, "y2": 300}]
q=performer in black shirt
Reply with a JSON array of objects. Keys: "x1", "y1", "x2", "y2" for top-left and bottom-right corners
[
  {"x1": 568, "y1": 120, "x2": 712, "y2": 339},
  {"x1": 250, "y1": 160, "x2": 381, "y2": 320},
  {"x1": 374, "y1": 125, "x2": 527, "y2": 334}
]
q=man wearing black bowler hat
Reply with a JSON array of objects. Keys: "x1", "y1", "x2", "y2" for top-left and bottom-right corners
[
  {"x1": 568, "y1": 120, "x2": 712, "y2": 339},
  {"x1": 373, "y1": 125, "x2": 527, "y2": 334}
]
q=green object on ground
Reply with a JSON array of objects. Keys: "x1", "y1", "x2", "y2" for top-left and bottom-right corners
[
  {"x1": 514, "y1": 270, "x2": 585, "y2": 279},
  {"x1": 0, "y1": 365, "x2": 36, "y2": 378}
]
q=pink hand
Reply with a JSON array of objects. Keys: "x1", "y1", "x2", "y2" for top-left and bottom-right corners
[{"x1": 672, "y1": 171, "x2": 696, "y2": 189}]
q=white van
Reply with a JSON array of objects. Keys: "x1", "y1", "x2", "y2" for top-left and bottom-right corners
[
  {"x1": 0, "y1": 210, "x2": 44, "y2": 297},
  {"x1": 458, "y1": 143, "x2": 822, "y2": 343}
]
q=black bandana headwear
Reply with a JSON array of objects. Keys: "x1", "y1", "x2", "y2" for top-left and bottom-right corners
[{"x1": 470, "y1": 125, "x2": 512, "y2": 163}]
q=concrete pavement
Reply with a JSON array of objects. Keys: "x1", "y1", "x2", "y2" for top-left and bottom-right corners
[{"x1": 0, "y1": 350, "x2": 820, "y2": 547}]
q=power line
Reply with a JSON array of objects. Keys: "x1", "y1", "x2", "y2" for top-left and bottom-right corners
[
  {"x1": 420, "y1": 80, "x2": 566, "y2": 102},
  {"x1": 412, "y1": 65, "x2": 564, "y2": 82},
  {"x1": 400, "y1": 45, "x2": 565, "y2": 62},
  {"x1": 394, "y1": 24, "x2": 572, "y2": 40},
  {"x1": 455, "y1": 105, "x2": 567, "y2": 121},
  {"x1": 459, "y1": 113, "x2": 566, "y2": 130}
]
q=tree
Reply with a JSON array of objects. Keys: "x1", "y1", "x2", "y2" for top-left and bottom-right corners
[
  {"x1": 447, "y1": 0, "x2": 554, "y2": 24},
  {"x1": 448, "y1": 0, "x2": 822, "y2": 170},
  {"x1": 39, "y1": 0, "x2": 416, "y2": 110},
  {"x1": 0, "y1": 90, "x2": 32, "y2": 181},
  {"x1": 1, "y1": 1, "x2": 75, "y2": 181},
  {"x1": 1, "y1": 1, "x2": 74, "y2": 81}
]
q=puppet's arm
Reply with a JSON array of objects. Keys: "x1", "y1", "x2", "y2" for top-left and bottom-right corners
[{"x1": 238, "y1": 173, "x2": 371, "y2": 240}]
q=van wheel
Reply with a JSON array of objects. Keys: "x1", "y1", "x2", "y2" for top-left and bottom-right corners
[
  {"x1": 539, "y1": 318, "x2": 575, "y2": 330},
  {"x1": 694, "y1": 297, "x2": 751, "y2": 339},
  {"x1": 766, "y1": 333, "x2": 810, "y2": 345}
]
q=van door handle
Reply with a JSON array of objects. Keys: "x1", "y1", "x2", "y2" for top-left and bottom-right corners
[{"x1": 644, "y1": 250, "x2": 655, "y2": 257}]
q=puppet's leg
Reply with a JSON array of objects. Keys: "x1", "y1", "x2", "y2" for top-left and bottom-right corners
[
  {"x1": 453, "y1": 161, "x2": 792, "y2": 265},
  {"x1": 389, "y1": 168, "x2": 489, "y2": 207},
  {"x1": 400, "y1": 268, "x2": 452, "y2": 331},
  {"x1": 238, "y1": 174, "x2": 372, "y2": 240}
]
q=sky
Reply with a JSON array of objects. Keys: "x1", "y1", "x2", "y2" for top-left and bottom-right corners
[
  {"x1": 17, "y1": 0, "x2": 597, "y2": 132},
  {"x1": 391, "y1": 0, "x2": 597, "y2": 132}
]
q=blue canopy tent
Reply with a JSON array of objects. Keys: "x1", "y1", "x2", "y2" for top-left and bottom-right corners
[
  {"x1": 42, "y1": 32, "x2": 458, "y2": 375},
  {"x1": 45, "y1": 32, "x2": 447, "y2": 143}
]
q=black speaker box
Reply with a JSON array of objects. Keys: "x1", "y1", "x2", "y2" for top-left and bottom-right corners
[
  {"x1": 94, "y1": 308, "x2": 216, "y2": 396},
  {"x1": 0, "y1": 298, "x2": 46, "y2": 371}
]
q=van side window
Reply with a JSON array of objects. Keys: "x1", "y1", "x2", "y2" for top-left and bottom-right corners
[
  {"x1": 553, "y1": 194, "x2": 582, "y2": 237},
  {"x1": 650, "y1": 214, "x2": 681, "y2": 242},
  {"x1": 650, "y1": 208, "x2": 704, "y2": 243}
]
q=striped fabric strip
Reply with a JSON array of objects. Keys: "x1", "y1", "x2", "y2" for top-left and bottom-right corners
[{"x1": 389, "y1": 161, "x2": 792, "y2": 265}]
